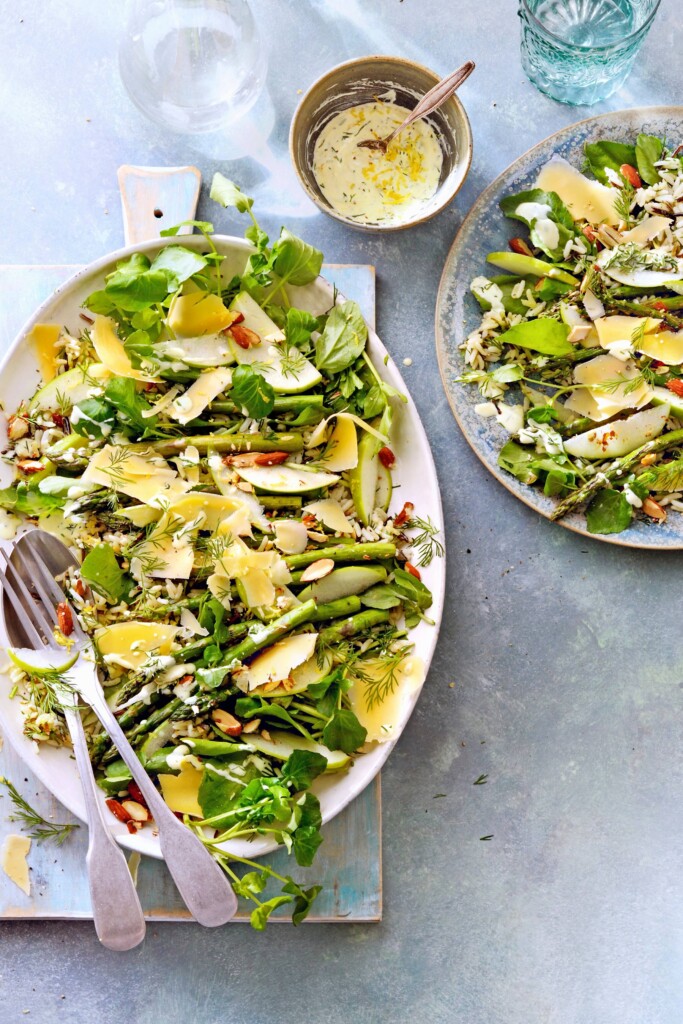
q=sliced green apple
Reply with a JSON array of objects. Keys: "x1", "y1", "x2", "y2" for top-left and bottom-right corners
[
  {"x1": 486, "y1": 251, "x2": 578, "y2": 286},
  {"x1": 297, "y1": 565, "x2": 387, "y2": 604},
  {"x1": 652, "y1": 386, "x2": 683, "y2": 419},
  {"x1": 234, "y1": 464, "x2": 339, "y2": 494},
  {"x1": 7, "y1": 647, "x2": 79, "y2": 676},
  {"x1": 564, "y1": 405, "x2": 670, "y2": 459},
  {"x1": 29, "y1": 364, "x2": 110, "y2": 413},
  {"x1": 246, "y1": 729, "x2": 350, "y2": 772}
]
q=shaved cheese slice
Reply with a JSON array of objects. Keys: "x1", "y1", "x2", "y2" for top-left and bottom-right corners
[
  {"x1": 30, "y1": 324, "x2": 61, "y2": 383},
  {"x1": 573, "y1": 354, "x2": 653, "y2": 413},
  {"x1": 303, "y1": 498, "x2": 354, "y2": 534},
  {"x1": 211, "y1": 536, "x2": 291, "y2": 608},
  {"x1": 536, "y1": 156, "x2": 619, "y2": 225},
  {"x1": 169, "y1": 367, "x2": 232, "y2": 425},
  {"x1": 95, "y1": 621, "x2": 178, "y2": 671},
  {"x1": 273, "y1": 519, "x2": 309, "y2": 554},
  {"x1": 596, "y1": 247, "x2": 683, "y2": 287},
  {"x1": 92, "y1": 315, "x2": 160, "y2": 382},
  {"x1": 158, "y1": 763, "x2": 204, "y2": 817},
  {"x1": 167, "y1": 292, "x2": 235, "y2": 337},
  {"x1": 238, "y1": 567, "x2": 275, "y2": 608},
  {"x1": 180, "y1": 607, "x2": 209, "y2": 636},
  {"x1": 132, "y1": 522, "x2": 196, "y2": 580},
  {"x1": 637, "y1": 330, "x2": 683, "y2": 365},
  {"x1": 117, "y1": 505, "x2": 161, "y2": 527},
  {"x1": 82, "y1": 446, "x2": 190, "y2": 506},
  {"x1": 233, "y1": 633, "x2": 318, "y2": 692},
  {"x1": 563, "y1": 388, "x2": 615, "y2": 422},
  {"x1": 141, "y1": 385, "x2": 181, "y2": 419},
  {"x1": 1, "y1": 835, "x2": 31, "y2": 895},
  {"x1": 621, "y1": 215, "x2": 670, "y2": 244},
  {"x1": 306, "y1": 411, "x2": 388, "y2": 451},
  {"x1": 321, "y1": 416, "x2": 358, "y2": 471},
  {"x1": 595, "y1": 315, "x2": 661, "y2": 352},
  {"x1": 347, "y1": 655, "x2": 425, "y2": 742},
  {"x1": 165, "y1": 492, "x2": 255, "y2": 535}
]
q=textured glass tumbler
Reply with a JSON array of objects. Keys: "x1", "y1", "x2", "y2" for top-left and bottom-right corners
[
  {"x1": 119, "y1": 0, "x2": 265, "y2": 134},
  {"x1": 519, "y1": 0, "x2": 661, "y2": 106}
]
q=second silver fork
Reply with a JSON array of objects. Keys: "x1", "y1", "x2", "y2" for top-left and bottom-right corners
[{"x1": 1, "y1": 536, "x2": 146, "y2": 951}]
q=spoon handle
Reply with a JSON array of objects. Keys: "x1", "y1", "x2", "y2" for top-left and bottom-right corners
[{"x1": 389, "y1": 60, "x2": 475, "y2": 144}]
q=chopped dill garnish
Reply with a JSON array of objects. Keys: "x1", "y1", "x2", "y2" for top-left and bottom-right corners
[{"x1": 0, "y1": 777, "x2": 79, "y2": 846}]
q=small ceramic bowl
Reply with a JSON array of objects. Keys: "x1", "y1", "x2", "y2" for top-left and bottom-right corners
[{"x1": 289, "y1": 55, "x2": 473, "y2": 232}]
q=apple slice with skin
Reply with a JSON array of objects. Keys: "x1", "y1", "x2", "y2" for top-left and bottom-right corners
[{"x1": 564, "y1": 405, "x2": 670, "y2": 460}]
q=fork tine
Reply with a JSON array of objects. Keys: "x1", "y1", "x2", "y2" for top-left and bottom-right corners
[
  {"x1": 0, "y1": 549, "x2": 53, "y2": 648},
  {"x1": 14, "y1": 537, "x2": 87, "y2": 642}
]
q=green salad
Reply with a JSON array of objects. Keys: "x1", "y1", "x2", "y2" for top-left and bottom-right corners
[
  {"x1": 459, "y1": 133, "x2": 683, "y2": 535},
  {"x1": 0, "y1": 175, "x2": 441, "y2": 927}
]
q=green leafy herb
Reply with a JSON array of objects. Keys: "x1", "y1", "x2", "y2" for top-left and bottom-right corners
[
  {"x1": 583, "y1": 140, "x2": 637, "y2": 184},
  {"x1": 209, "y1": 173, "x2": 254, "y2": 213},
  {"x1": 315, "y1": 300, "x2": 368, "y2": 374},
  {"x1": 0, "y1": 777, "x2": 78, "y2": 846},
  {"x1": 635, "y1": 133, "x2": 664, "y2": 186},
  {"x1": 71, "y1": 397, "x2": 116, "y2": 440},
  {"x1": 149, "y1": 245, "x2": 208, "y2": 289},
  {"x1": 497, "y1": 440, "x2": 539, "y2": 485},
  {"x1": 80, "y1": 544, "x2": 133, "y2": 604},
  {"x1": 280, "y1": 749, "x2": 328, "y2": 790},
  {"x1": 500, "y1": 188, "x2": 576, "y2": 259},
  {"x1": 639, "y1": 458, "x2": 683, "y2": 493},
  {"x1": 103, "y1": 377, "x2": 157, "y2": 432},
  {"x1": 271, "y1": 229, "x2": 323, "y2": 287},
  {"x1": 0, "y1": 483, "x2": 64, "y2": 516},
  {"x1": 230, "y1": 364, "x2": 276, "y2": 418},
  {"x1": 586, "y1": 488, "x2": 633, "y2": 535},
  {"x1": 321, "y1": 708, "x2": 367, "y2": 755},
  {"x1": 406, "y1": 514, "x2": 444, "y2": 567},
  {"x1": 285, "y1": 307, "x2": 319, "y2": 349},
  {"x1": 102, "y1": 253, "x2": 171, "y2": 312},
  {"x1": 495, "y1": 318, "x2": 573, "y2": 357}
]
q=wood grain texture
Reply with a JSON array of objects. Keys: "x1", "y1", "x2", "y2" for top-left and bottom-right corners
[
  {"x1": 117, "y1": 165, "x2": 201, "y2": 245},
  {"x1": 0, "y1": 261, "x2": 381, "y2": 923}
]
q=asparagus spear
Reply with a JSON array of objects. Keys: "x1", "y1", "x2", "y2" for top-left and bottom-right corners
[
  {"x1": 285, "y1": 542, "x2": 396, "y2": 570},
  {"x1": 220, "y1": 599, "x2": 317, "y2": 665},
  {"x1": 607, "y1": 299, "x2": 683, "y2": 329},
  {"x1": 309, "y1": 596, "x2": 362, "y2": 622},
  {"x1": 318, "y1": 609, "x2": 391, "y2": 645},
  {"x1": 131, "y1": 433, "x2": 304, "y2": 456},
  {"x1": 210, "y1": 396, "x2": 325, "y2": 414},
  {"x1": 551, "y1": 428, "x2": 683, "y2": 520}
]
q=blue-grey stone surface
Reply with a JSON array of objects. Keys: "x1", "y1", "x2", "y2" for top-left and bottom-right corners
[{"x1": 1, "y1": 0, "x2": 681, "y2": 1021}]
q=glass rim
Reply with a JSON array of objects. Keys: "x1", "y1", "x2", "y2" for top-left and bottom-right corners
[{"x1": 519, "y1": 0, "x2": 662, "y2": 51}]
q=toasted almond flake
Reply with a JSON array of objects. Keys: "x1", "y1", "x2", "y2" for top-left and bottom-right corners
[
  {"x1": 121, "y1": 800, "x2": 149, "y2": 823},
  {"x1": 242, "y1": 719, "x2": 262, "y2": 734},
  {"x1": 300, "y1": 558, "x2": 335, "y2": 582}
]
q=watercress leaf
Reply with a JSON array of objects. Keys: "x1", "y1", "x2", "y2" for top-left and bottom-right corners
[
  {"x1": 285, "y1": 307, "x2": 319, "y2": 349},
  {"x1": 527, "y1": 404, "x2": 557, "y2": 424},
  {"x1": 250, "y1": 895, "x2": 292, "y2": 931},
  {"x1": 543, "y1": 467, "x2": 576, "y2": 497},
  {"x1": 198, "y1": 764, "x2": 243, "y2": 818},
  {"x1": 160, "y1": 220, "x2": 215, "y2": 237},
  {"x1": 83, "y1": 290, "x2": 116, "y2": 315},
  {"x1": 210, "y1": 172, "x2": 254, "y2": 213},
  {"x1": 239, "y1": 870, "x2": 269, "y2": 896},
  {"x1": 289, "y1": 405, "x2": 326, "y2": 427},
  {"x1": 103, "y1": 377, "x2": 156, "y2": 431},
  {"x1": 0, "y1": 484, "x2": 64, "y2": 515},
  {"x1": 635, "y1": 133, "x2": 664, "y2": 185},
  {"x1": 359, "y1": 583, "x2": 403, "y2": 610},
  {"x1": 322, "y1": 709, "x2": 367, "y2": 755},
  {"x1": 498, "y1": 439, "x2": 539, "y2": 484},
  {"x1": 315, "y1": 300, "x2": 368, "y2": 374},
  {"x1": 307, "y1": 669, "x2": 343, "y2": 702},
  {"x1": 271, "y1": 229, "x2": 323, "y2": 286},
  {"x1": 361, "y1": 382, "x2": 387, "y2": 419},
  {"x1": 280, "y1": 749, "x2": 328, "y2": 790},
  {"x1": 80, "y1": 544, "x2": 132, "y2": 603},
  {"x1": 104, "y1": 254, "x2": 171, "y2": 311},
  {"x1": 282, "y1": 878, "x2": 323, "y2": 925},
  {"x1": 230, "y1": 364, "x2": 275, "y2": 418},
  {"x1": 391, "y1": 567, "x2": 433, "y2": 610},
  {"x1": 496, "y1": 318, "x2": 573, "y2": 357},
  {"x1": 471, "y1": 276, "x2": 530, "y2": 317},
  {"x1": 586, "y1": 488, "x2": 633, "y2": 535},
  {"x1": 500, "y1": 188, "x2": 576, "y2": 258},
  {"x1": 245, "y1": 223, "x2": 270, "y2": 251},
  {"x1": 584, "y1": 140, "x2": 637, "y2": 184},
  {"x1": 131, "y1": 307, "x2": 161, "y2": 331},
  {"x1": 297, "y1": 790, "x2": 322, "y2": 831},
  {"x1": 71, "y1": 397, "x2": 116, "y2": 439},
  {"x1": 150, "y1": 246, "x2": 208, "y2": 288},
  {"x1": 195, "y1": 665, "x2": 231, "y2": 690},
  {"x1": 202, "y1": 644, "x2": 222, "y2": 666},
  {"x1": 292, "y1": 824, "x2": 323, "y2": 867},
  {"x1": 534, "y1": 277, "x2": 572, "y2": 301},
  {"x1": 490, "y1": 363, "x2": 524, "y2": 384}
]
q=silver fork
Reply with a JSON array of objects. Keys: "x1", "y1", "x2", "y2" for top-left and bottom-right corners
[
  {"x1": 3, "y1": 530, "x2": 238, "y2": 927},
  {"x1": 0, "y1": 537, "x2": 146, "y2": 950}
]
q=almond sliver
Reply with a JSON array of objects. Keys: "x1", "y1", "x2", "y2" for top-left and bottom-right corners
[{"x1": 300, "y1": 557, "x2": 335, "y2": 583}]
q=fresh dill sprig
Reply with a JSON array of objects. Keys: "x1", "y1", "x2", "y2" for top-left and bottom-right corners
[
  {"x1": 350, "y1": 641, "x2": 415, "y2": 710},
  {"x1": 406, "y1": 514, "x2": 444, "y2": 567},
  {"x1": 0, "y1": 777, "x2": 79, "y2": 846},
  {"x1": 596, "y1": 365, "x2": 657, "y2": 397},
  {"x1": 640, "y1": 458, "x2": 683, "y2": 493},
  {"x1": 23, "y1": 669, "x2": 78, "y2": 716},
  {"x1": 613, "y1": 180, "x2": 636, "y2": 226}
]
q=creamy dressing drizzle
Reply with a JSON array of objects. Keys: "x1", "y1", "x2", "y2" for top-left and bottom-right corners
[{"x1": 312, "y1": 101, "x2": 442, "y2": 226}]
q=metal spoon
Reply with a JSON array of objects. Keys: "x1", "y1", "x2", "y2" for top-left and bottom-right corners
[{"x1": 357, "y1": 60, "x2": 475, "y2": 154}]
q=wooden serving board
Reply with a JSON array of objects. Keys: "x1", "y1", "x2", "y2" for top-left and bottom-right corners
[{"x1": 0, "y1": 256, "x2": 380, "y2": 923}]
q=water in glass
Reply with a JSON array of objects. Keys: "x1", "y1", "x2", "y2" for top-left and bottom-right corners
[
  {"x1": 119, "y1": 0, "x2": 265, "y2": 134},
  {"x1": 519, "y1": 0, "x2": 661, "y2": 105}
]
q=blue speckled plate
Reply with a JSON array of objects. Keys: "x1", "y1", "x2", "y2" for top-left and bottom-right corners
[{"x1": 436, "y1": 107, "x2": 683, "y2": 549}]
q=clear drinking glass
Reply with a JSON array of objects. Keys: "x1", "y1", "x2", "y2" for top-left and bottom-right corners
[
  {"x1": 519, "y1": 0, "x2": 661, "y2": 106},
  {"x1": 119, "y1": 0, "x2": 265, "y2": 134}
]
